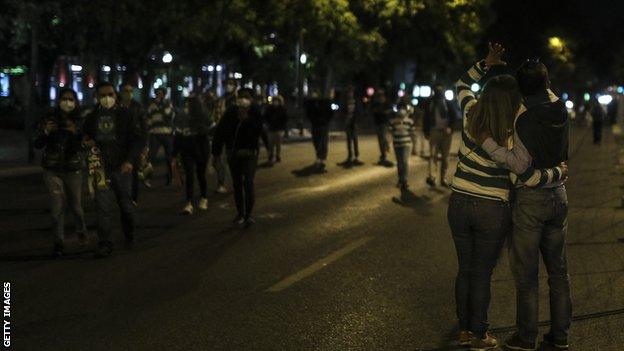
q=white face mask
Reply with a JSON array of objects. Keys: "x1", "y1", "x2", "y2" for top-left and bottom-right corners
[
  {"x1": 398, "y1": 109, "x2": 408, "y2": 117},
  {"x1": 238, "y1": 98, "x2": 251, "y2": 108},
  {"x1": 60, "y1": 100, "x2": 75, "y2": 113},
  {"x1": 100, "y1": 96, "x2": 116, "y2": 109}
]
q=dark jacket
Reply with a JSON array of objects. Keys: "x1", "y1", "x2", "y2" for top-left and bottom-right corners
[
  {"x1": 516, "y1": 90, "x2": 569, "y2": 169},
  {"x1": 172, "y1": 107, "x2": 211, "y2": 159},
  {"x1": 371, "y1": 99, "x2": 392, "y2": 126},
  {"x1": 423, "y1": 97, "x2": 459, "y2": 136},
  {"x1": 304, "y1": 98, "x2": 333, "y2": 127},
  {"x1": 34, "y1": 109, "x2": 84, "y2": 172},
  {"x1": 121, "y1": 99, "x2": 147, "y2": 148},
  {"x1": 212, "y1": 105, "x2": 263, "y2": 156},
  {"x1": 82, "y1": 105, "x2": 143, "y2": 172},
  {"x1": 264, "y1": 104, "x2": 289, "y2": 131}
]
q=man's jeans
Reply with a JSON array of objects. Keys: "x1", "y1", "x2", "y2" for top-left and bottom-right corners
[
  {"x1": 345, "y1": 121, "x2": 359, "y2": 160},
  {"x1": 375, "y1": 124, "x2": 389, "y2": 160},
  {"x1": 393, "y1": 145, "x2": 411, "y2": 184},
  {"x1": 511, "y1": 186, "x2": 572, "y2": 343},
  {"x1": 448, "y1": 191, "x2": 511, "y2": 338},
  {"x1": 95, "y1": 170, "x2": 136, "y2": 243},
  {"x1": 228, "y1": 152, "x2": 258, "y2": 219},
  {"x1": 311, "y1": 125, "x2": 329, "y2": 160},
  {"x1": 43, "y1": 170, "x2": 87, "y2": 243},
  {"x1": 428, "y1": 129, "x2": 452, "y2": 180}
]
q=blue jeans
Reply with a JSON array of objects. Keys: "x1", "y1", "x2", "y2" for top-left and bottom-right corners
[
  {"x1": 311, "y1": 125, "x2": 329, "y2": 160},
  {"x1": 43, "y1": 170, "x2": 86, "y2": 243},
  {"x1": 511, "y1": 186, "x2": 571, "y2": 343},
  {"x1": 94, "y1": 170, "x2": 136, "y2": 243},
  {"x1": 447, "y1": 192, "x2": 511, "y2": 337},
  {"x1": 393, "y1": 145, "x2": 410, "y2": 184}
]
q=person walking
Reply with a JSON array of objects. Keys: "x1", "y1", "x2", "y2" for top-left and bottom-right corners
[
  {"x1": 588, "y1": 96, "x2": 605, "y2": 145},
  {"x1": 212, "y1": 83, "x2": 238, "y2": 194},
  {"x1": 212, "y1": 90, "x2": 263, "y2": 228},
  {"x1": 172, "y1": 95, "x2": 212, "y2": 215},
  {"x1": 371, "y1": 88, "x2": 392, "y2": 165},
  {"x1": 118, "y1": 81, "x2": 147, "y2": 204},
  {"x1": 340, "y1": 87, "x2": 363, "y2": 166},
  {"x1": 304, "y1": 91, "x2": 333, "y2": 169},
  {"x1": 34, "y1": 88, "x2": 87, "y2": 257},
  {"x1": 424, "y1": 84, "x2": 458, "y2": 187},
  {"x1": 450, "y1": 43, "x2": 567, "y2": 350},
  {"x1": 145, "y1": 87, "x2": 175, "y2": 186},
  {"x1": 388, "y1": 103, "x2": 416, "y2": 189},
  {"x1": 479, "y1": 59, "x2": 572, "y2": 351},
  {"x1": 264, "y1": 95, "x2": 289, "y2": 165},
  {"x1": 411, "y1": 103, "x2": 427, "y2": 157},
  {"x1": 82, "y1": 82, "x2": 144, "y2": 258}
]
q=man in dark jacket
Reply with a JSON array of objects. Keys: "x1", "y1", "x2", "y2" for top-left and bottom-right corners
[
  {"x1": 371, "y1": 88, "x2": 392, "y2": 165},
  {"x1": 83, "y1": 82, "x2": 143, "y2": 257},
  {"x1": 423, "y1": 84, "x2": 458, "y2": 187},
  {"x1": 304, "y1": 91, "x2": 333, "y2": 169},
  {"x1": 119, "y1": 81, "x2": 147, "y2": 204},
  {"x1": 212, "y1": 89, "x2": 263, "y2": 228},
  {"x1": 480, "y1": 61, "x2": 572, "y2": 351},
  {"x1": 340, "y1": 86, "x2": 363, "y2": 166}
]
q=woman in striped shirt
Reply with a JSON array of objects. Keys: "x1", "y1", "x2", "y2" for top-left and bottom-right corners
[{"x1": 448, "y1": 44, "x2": 566, "y2": 350}]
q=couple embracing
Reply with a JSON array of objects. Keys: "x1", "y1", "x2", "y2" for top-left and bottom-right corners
[{"x1": 448, "y1": 43, "x2": 571, "y2": 351}]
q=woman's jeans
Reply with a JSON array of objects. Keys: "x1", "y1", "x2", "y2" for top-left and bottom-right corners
[
  {"x1": 228, "y1": 152, "x2": 258, "y2": 219},
  {"x1": 43, "y1": 170, "x2": 87, "y2": 244},
  {"x1": 447, "y1": 191, "x2": 511, "y2": 337},
  {"x1": 393, "y1": 145, "x2": 411, "y2": 184}
]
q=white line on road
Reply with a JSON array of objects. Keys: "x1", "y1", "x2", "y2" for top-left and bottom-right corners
[{"x1": 266, "y1": 236, "x2": 374, "y2": 292}]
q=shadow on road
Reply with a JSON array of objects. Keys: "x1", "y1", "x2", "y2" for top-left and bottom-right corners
[{"x1": 291, "y1": 164, "x2": 328, "y2": 177}]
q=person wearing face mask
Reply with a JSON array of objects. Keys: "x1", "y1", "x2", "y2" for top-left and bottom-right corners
[
  {"x1": 423, "y1": 84, "x2": 459, "y2": 187},
  {"x1": 82, "y1": 82, "x2": 144, "y2": 258},
  {"x1": 389, "y1": 102, "x2": 416, "y2": 190},
  {"x1": 34, "y1": 88, "x2": 87, "y2": 257},
  {"x1": 145, "y1": 87, "x2": 175, "y2": 187},
  {"x1": 211, "y1": 81, "x2": 238, "y2": 194},
  {"x1": 118, "y1": 82, "x2": 147, "y2": 204},
  {"x1": 263, "y1": 94, "x2": 289, "y2": 165},
  {"x1": 172, "y1": 95, "x2": 213, "y2": 215},
  {"x1": 212, "y1": 89, "x2": 263, "y2": 228}
]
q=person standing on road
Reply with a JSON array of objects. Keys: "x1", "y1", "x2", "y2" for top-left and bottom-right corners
[
  {"x1": 35, "y1": 88, "x2": 87, "y2": 257},
  {"x1": 449, "y1": 43, "x2": 567, "y2": 350},
  {"x1": 145, "y1": 87, "x2": 175, "y2": 187},
  {"x1": 118, "y1": 82, "x2": 147, "y2": 205},
  {"x1": 388, "y1": 102, "x2": 415, "y2": 189},
  {"x1": 424, "y1": 84, "x2": 458, "y2": 187},
  {"x1": 172, "y1": 95, "x2": 212, "y2": 215},
  {"x1": 479, "y1": 59, "x2": 572, "y2": 351},
  {"x1": 371, "y1": 88, "x2": 393, "y2": 165},
  {"x1": 211, "y1": 81, "x2": 238, "y2": 194},
  {"x1": 411, "y1": 102, "x2": 427, "y2": 157},
  {"x1": 587, "y1": 96, "x2": 605, "y2": 145},
  {"x1": 263, "y1": 94, "x2": 289, "y2": 166},
  {"x1": 340, "y1": 86, "x2": 363, "y2": 166},
  {"x1": 304, "y1": 91, "x2": 333, "y2": 170},
  {"x1": 212, "y1": 90, "x2": 263, "y2": 228},
  {"x1": 82, "y1": 82, "x2": 143, "y2": 258}
]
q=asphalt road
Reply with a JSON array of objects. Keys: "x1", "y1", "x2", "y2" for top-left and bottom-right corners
[{"x1": 0, "y1": 127, "x2": 623, "y2": 350}]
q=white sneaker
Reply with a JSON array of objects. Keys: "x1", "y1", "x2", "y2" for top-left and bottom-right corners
[
  {"x1": 215, "y1": 185, "x2": 227, "y2": 194},
  {"x1": 182, "y1": 202, "x2": 194, "y2": 215},
  {"x1": 198, "y1": 198, "x2": 208, "y2": 210}
]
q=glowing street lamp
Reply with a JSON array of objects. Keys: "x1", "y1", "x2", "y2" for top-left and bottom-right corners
[
  {"x1": 548, "y1": 37, "x2": 564, "y2": 52},
  {"x1": 445, "y1": 90, "x2": 454, "y2": 101},
  {"x1": 300, "y1": 53, "x2": 307, "y2": 65},
  {"x1": 162, "y1": 52, "x2": 173, "y2": 64}
]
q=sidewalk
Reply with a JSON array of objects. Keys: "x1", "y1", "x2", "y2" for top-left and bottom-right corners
[{"x1": 0, "y1": 129, "x2": 40, "y2": 177}]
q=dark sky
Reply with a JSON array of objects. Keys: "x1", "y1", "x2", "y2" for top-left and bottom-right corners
[{"x1": 487, "y1": 0, "x2": 624, "y2": 82}]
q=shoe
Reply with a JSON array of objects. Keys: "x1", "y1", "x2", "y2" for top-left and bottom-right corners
[
  {"x1": 243, "y1": 217, "x2": 255, "y2": 229},
  {"x1": 458, "y1": 330, "x2": 472, "y2": 346},
  {"x1": 542, "y1": 333, "x2": 568, "y2": 350},
  {"x1": 198, "y1": 198, "x2": 209, "y2": 210},
  {"x1": 470, "y1": 332, "x2": 498, "y2": 350},
  {"x1": 426, "y1": 176, "x2": 436, "y2": 187},
  {"x1": 352, "y1": 159, "x2": 364, "y2": 166},
  {"x1": 53, "y1": 243, "x2": 64, "y2": 258},
  {"x1": 132, "y1": 200, "x2": 138, "y2": 207},
  {"x1": 143, "y1": 179, "x2": 152, "y2": 188},
  {"x1": 504, "y1": 333, "x2": 536, "y2": 350},
  {"x1": 182, "y1": 202, "x2": 194, "y2": 215},
  {"x1": 216, "y1": 185, "x2": 228, "y2": 194},
  {"x1": 233, "y1": 214, "x2": 245, "y2": 225},
  {"x1": 94, "y1": 241, "x2": 113, "y2": 258},
  {"x1": 276, "y1": 156, "x2": 281, "y2": 163}
]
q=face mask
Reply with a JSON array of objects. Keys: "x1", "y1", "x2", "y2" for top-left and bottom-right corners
[
  {"x1": 238, "y1": 98, "x2": 251, "y2": 108},
  {"x1": 100, "y1": 96, "x2": 116, "y2": 109},
  {"x1": 398, "y1": 109, "x2": 408, "y2": 117},
  {"x1": 60, "y1": 100, "x2": 75, "y2": 113}
]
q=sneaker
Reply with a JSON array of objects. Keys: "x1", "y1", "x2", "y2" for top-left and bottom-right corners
[
  {"x1": 94, "y1": 241, "x2": 113, "y2": 258},
  {"x1": 232, "y1": 214, "x2": 245, "y2": 225},
  {"x1": 215, "y1": 185, "x2": 228, "y2": 194},
  {"x1": 243, "y1": 217, "x2": 255, "y2": 229},
  {"x1": 352, "y1": 159, "x2": 364, "y2": 166},
  {"x1": 504, "y1": 333, "x2": 536, "y2": 350},
  {"x1": 53, "y1": 243, "x2": 64, "y2": 258},
  {"x1": 470, "y1": 332, "x2": 498, "y2": 350},
  {"x1": 182, "y1": 202, "x2": 194, "y2": 215},
  {"x1": 458, "y1": 330, "x2": 472, "y2": 346},
  {"x1": 198, "y1": 198, "x2": 209, "y2": 210},
  {"x1": 426, "y1": 176, "x2": 436, "y2": 187},
  {"x1": 143, "y1": 179, "x2": 152, "y2": 188},
  {"x1": 542, "y1": 333, "x2": 568, "y2": 350}
]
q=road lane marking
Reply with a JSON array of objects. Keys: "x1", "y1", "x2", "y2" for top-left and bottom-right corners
[{"x1": 266, "y1": 236, "x2": 374, "y2": 292}]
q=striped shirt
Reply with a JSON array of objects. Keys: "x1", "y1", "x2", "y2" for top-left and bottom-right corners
[
  {"x1": 146, "y1": 100, "x2": 175, "y2": 135},
  {"x1": 389, "y1": 115, "x2": 415, "y2": 147},
  {"x1": 451, "y1": 62, "x2": 563, "y2": 201}
]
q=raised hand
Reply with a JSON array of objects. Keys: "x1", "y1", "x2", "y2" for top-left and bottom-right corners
[{"x1": 485, "y1": 42, "x2": 507, "y2": 68}]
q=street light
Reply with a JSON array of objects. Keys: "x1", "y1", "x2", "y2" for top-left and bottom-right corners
[
  {"x1": 471, "y1": 83, "x2": 480, "y2": 93},
  {"x1": 548, "y1": 37, "x2": 564, "y2": 52},
  {"x1": 162, "y1": 52, "x2": 173, "y2": 64},
  {"x1": 445, "y1": 90, "x2": 454, "y2": 101},
  {"x1": 300, "y1": 53, "x2": 307, "y2": 65}
]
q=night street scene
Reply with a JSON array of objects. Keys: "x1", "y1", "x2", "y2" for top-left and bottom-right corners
[{"x1": 1, "y1": 0, "x2": 624, "y2": 350}]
